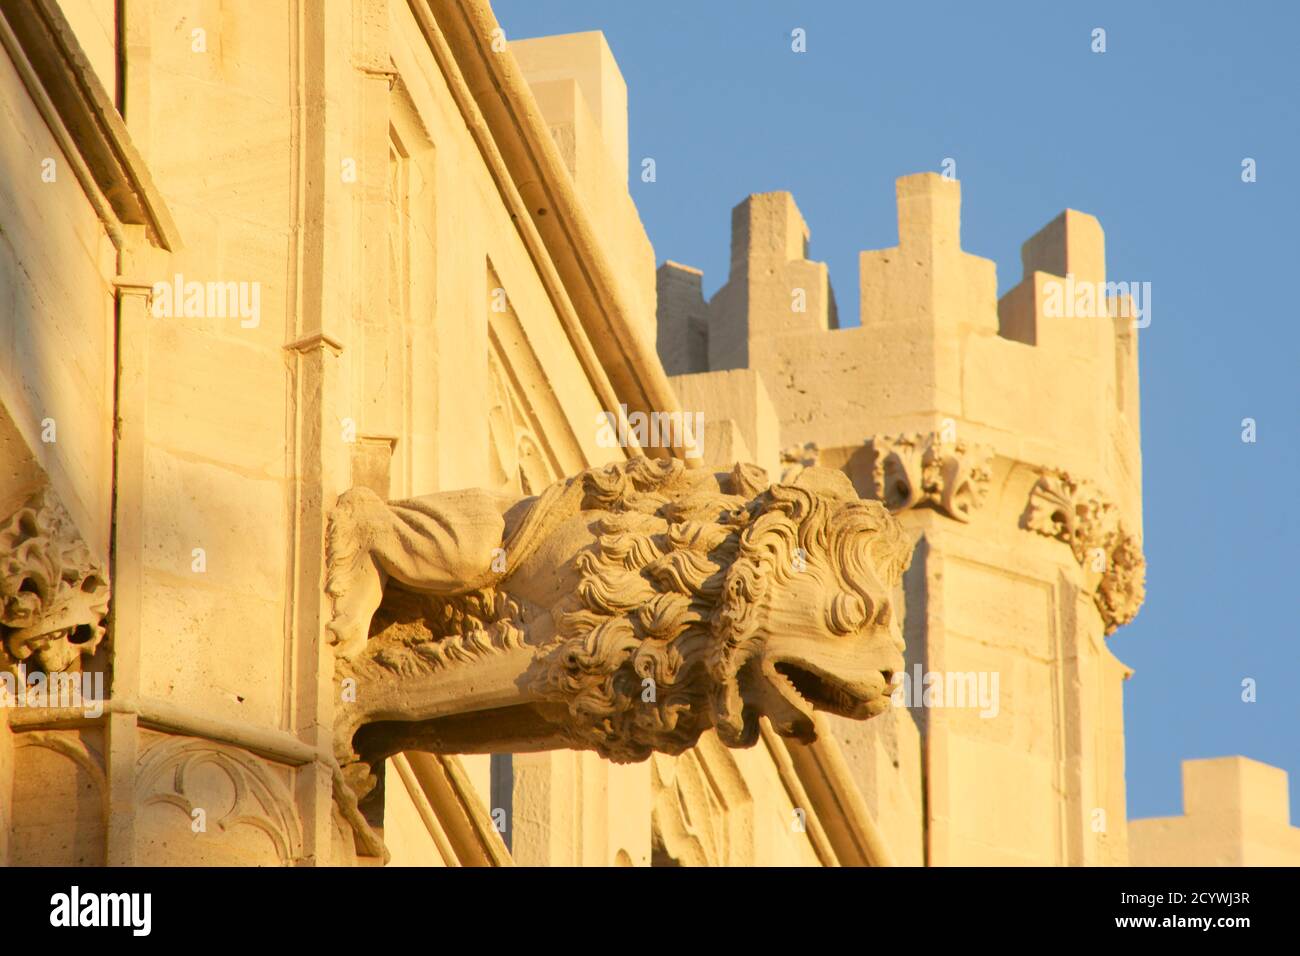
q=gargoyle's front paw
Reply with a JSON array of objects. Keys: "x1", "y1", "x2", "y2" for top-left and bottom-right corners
[
  {"x1": 326, "y1": 487, "x2": 387, "y2": 660},
  {"x1": 326, "y1": 559, "x2": 381, "y2": 659},
  {"x1": 326, "y1": 604, "x2": 374, "y2": 661}
]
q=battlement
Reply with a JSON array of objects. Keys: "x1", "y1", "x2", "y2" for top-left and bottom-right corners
[
  {"x1": 1130, "y1": 758, "x2": 1300, "y2": 866},
  {"x1": 656, "y1": 260, "x2": 708, "y2": 375},
  {"x1": 860, "y1": 173, "x2": 997, "y2": 339},
  {"x1": 657, "y1": 172, "x2": 1143, "y2": 528},
  {"x1": 728, "y1": 191, "x2": 810, "y2": 274}
]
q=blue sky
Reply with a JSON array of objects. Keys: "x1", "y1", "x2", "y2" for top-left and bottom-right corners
[{"x1": 494, "y1": 0, "x2": 1299, "y2": 823}]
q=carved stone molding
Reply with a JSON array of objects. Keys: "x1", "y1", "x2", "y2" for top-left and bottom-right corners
[
  {"x1": 487, "y1": 348, "x2": 557, "y2": 497},
  {"x1": 651, "y1": 732, "x2": 754, "y2": 866},
  {"x1": 866, "y1": 432, "x2": 993, "y2": 522},
  {"x1": 0, "y1": 489, "x2": 110, "y2": 674},
  {"x1": 1022, "y1": 470, "x2": 1146, "y2": 633},
  {"x1": 327, "y1": 457, "x2": 913, "y2": 801}
]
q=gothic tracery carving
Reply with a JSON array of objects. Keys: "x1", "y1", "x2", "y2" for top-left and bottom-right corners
[{"x1": 135, "y1": 737, "x2": 304, "y2": 865}]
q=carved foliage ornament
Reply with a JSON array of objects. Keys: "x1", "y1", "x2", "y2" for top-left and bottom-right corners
[
  {"x1": 1023, "y1": 470, "x2": 1146, "y2": 633},
  {"x1": 0, "y1": 490, "x2": 109, "y2": 674},
  {"x1": 326, "y1": 457, "x2": 913, "y2": 771},
  {"x1": 866, "y1": 432, "x2": 993, "y2": 522}
]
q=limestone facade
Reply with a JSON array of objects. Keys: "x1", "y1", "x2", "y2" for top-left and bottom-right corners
[{"x1": 0, "y1": 0, "x2": 1291, "y2": 867}]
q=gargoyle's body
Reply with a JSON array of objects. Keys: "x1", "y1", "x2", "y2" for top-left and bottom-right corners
[{"x1": 327, "y1": 457, "x2": 912, "y2": 778}]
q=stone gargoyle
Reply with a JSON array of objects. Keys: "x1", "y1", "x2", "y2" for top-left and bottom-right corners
[{"x1": 325, "y1": 457, "x2": 912, "y2": 783}]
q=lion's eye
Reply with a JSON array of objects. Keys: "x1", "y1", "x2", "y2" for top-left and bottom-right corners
[
  {"x1": 829, "y1": 592, "x2": 866, "y2": 634},
  {"x1": 874, "y1": 602, "x2": 892, "y2": 628}
]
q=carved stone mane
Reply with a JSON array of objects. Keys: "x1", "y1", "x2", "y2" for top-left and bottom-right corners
[{"x1": 326, "y1": 457, "x2": 912, "y2": 772}]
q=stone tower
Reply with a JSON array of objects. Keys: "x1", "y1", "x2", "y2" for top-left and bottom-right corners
[{"x1": 658, "y1": 173, "x2": 1146, "y2": 865}]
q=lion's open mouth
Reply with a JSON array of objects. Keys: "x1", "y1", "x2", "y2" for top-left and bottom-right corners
[{"x1": 773, "y1": 661, "x2": 891, "y2": 720}]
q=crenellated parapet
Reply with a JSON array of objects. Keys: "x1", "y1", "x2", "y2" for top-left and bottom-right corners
[{"x1": 657, "y1": 171, "x2": 1146, "y2": 625}]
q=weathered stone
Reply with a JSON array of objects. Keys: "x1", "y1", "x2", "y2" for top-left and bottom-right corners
[
  {"x1": 328, "y1": 459, "x2": 911, "y2": 806},
  {"x1": 0, "y1": 0, "x2": 1287, "y2": 870}
]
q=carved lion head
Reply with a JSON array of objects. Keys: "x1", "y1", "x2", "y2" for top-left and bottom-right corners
[{"x1": 539, "y1": 458, "x2": 913, "y2": 762}]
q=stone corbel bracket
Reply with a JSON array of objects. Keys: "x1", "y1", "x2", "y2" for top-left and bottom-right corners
[
  {"x1": 1022, "y1": 470, "x2": 1145, "y2": 634},
  {"x1": 866, "y1": 432, "x2": 993, "y2": 523},
  {"x1": 0, "y1": 488, "x2": 110, "y2": 674}
]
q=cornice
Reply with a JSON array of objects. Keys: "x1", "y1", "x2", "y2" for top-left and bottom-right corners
[{"x1": 0, "y1": 0, "x2": 180, "y2": 250}]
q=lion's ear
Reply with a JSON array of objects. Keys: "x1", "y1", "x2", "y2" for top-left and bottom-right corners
[
  {"x1": 727, "y1": 462, "x2": 769, "y2": 499},
  {"x1": 788, "y1": 467, "x2": 858, "y2": 502}
]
